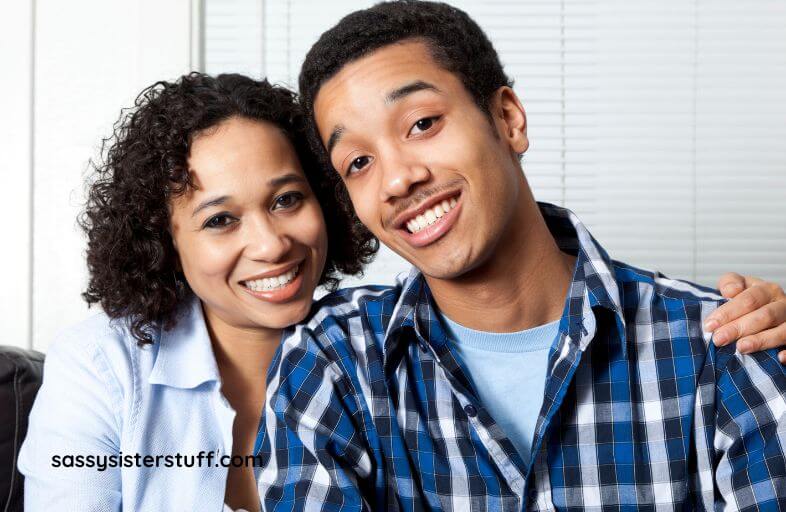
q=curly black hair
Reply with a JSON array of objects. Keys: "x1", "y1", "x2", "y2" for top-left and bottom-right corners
[
  {"x1": 298, "y1": 0, "x2": 513, "y2": 172},
  {"x1": 80, "y1": 72, "x2": 377, "y2": 346}
]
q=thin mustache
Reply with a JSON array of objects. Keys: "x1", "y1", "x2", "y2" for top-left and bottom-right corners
[{"x1": 384, "y1": 178, "x2": 463, "y2": 229}]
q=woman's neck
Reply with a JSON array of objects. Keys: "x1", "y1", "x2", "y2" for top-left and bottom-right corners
[
  {"x1": 201, "y1": 304, "x2": 280, "y2": 405},
  {"x1": 201, "y1": 304, "x2": 273, "y2": 512}
]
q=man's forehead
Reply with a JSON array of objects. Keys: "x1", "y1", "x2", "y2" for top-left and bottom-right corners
[
  {"x1": 314, "y1": 41, "x2": 445, "y2": 111},
  {"x1": 313, "y1": 43, "x2": 458, "y2": 145}
]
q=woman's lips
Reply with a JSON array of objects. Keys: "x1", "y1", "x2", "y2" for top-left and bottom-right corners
[{"x1": 241, "y1": 263, "x2": 305, "y2": 304}]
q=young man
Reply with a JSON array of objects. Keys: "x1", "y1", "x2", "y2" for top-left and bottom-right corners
[{"x1": 257, "y1": 2, "x2": 786, "y2": 510}]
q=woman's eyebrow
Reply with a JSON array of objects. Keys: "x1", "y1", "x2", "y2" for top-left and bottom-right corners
[
  {"x1": 192, "y1": 195, "x2": 229, "y2": 217},
  {"x1": 268, "y1": 173, "x2": 307, "y2": 188}
]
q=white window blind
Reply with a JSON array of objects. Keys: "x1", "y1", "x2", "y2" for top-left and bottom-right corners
[
  {"x1": 204, "y1": 0, "x2": 786, "y2": 289},
  {"x1": 204, "y1": 0, "x2": 264, "y2": 77}
]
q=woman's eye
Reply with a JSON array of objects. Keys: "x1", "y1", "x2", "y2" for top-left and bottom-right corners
[
  {"x1": 203, "y1": 213, "x2": 236, "y2": 229},
  {"x1": 409, "y1": 116, "x2": 440, "y2": 136},
  {"x1": 273, "y1": 191, "x2": 304, "y2": 210},
  {"x1": 347, "y1": 155, "x2": 371, "y2": 176}
]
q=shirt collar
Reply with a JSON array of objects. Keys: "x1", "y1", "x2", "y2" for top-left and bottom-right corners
[
  {"x1": 148, "y1": 295, "x2": 221, "y2": 389},
  {"x1": 383, "y1": 202, "x2": 628, "y2": 366}
]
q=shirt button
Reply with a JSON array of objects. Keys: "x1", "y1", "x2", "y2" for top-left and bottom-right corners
[{"x1": 464, "y1": 404, "x2": 477, "y2": 417}]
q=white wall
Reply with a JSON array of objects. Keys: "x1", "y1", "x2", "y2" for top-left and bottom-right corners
[
  {"x1": 0, "y1": 1, "x2": 34, "y2": 350},
  {"x1": 0, "y1": 0, "x2": 197, "y2": 351}
]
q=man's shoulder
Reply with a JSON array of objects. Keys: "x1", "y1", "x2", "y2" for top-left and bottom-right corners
[
  {"x1": 611, "y1": 260, "x2": 725, "y2": 315},
  {"x1": 611, "y1": 260, "x2": 786, "y2": 377},
  {"x1": 609, "y1": 261, "x2": 725, "y2": 363},
  {"x1": 276, "y1": 283, "x2": 405, "y2": 370}
]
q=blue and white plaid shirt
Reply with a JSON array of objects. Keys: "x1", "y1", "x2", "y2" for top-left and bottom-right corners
[{"x1": 257, "y1": 203, "x2": 786, "y2": 511}]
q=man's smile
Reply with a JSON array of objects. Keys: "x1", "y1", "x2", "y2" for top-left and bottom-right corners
[{"x1": 394, "y1": 190, "x2": 463, "y2": 248}]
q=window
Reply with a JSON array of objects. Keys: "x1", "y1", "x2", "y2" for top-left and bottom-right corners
[{"x1": 204, "y1": 0, "x2": 786, "y2": 288}]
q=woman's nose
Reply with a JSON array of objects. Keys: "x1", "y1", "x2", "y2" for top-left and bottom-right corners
[{"x1": 244, "y1": 218, "x2": 293, "y2": 262}]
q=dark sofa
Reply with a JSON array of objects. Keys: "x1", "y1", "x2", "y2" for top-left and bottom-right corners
[{"x1": 0, "y1": 346, "x2": 44, "y2": 512}]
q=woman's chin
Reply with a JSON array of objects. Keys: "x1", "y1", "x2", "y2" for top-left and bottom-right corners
[{"x1": 248, "y1": 300, "x2": 312, "y2": 331}]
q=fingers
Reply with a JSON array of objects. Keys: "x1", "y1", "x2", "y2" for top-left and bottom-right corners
[
  {"x1": 716, "y1": 272, "x2": 746, "y2": 299},
  {"x1": 736, "y1": 322, "x2": 786, "y2": 356},
  {"x1": 706, "y1": 285, "x2": 777, "y2": 337},
  {"x1": 713, "y1": 300, "x2": 786, "y2": 347}
]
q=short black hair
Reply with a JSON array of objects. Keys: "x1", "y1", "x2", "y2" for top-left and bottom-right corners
[
  {"x1": 298, "y1": 0, "x2": 513, "y2": 170},
  {"x1": 81, "y1": 73, "x2": 377, "y2": 345}
]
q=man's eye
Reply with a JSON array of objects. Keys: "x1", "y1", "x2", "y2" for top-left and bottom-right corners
[
  {"x1": 346, "y1": 155, "x2": 371, "y2": 176},
  {"x1": 273, "y1": 191, "x2": 304, "y2": 210},
  {"x1": 409, "y1": 116, "x2": 440, "y2": 136},
  {"x1": 203, "y1": 213, "x2": 236, "y2": 229}
]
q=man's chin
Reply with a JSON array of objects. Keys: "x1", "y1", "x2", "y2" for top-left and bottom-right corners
[{"x1": 408, "y1": 249, "x2": 481, "y2": 282}]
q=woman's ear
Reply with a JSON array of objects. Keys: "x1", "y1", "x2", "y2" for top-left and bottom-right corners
[
  {"x1": 171, "y1": 239, "x2": 183, "y2": 273},
  {"x1": 492, "y1": 86, "x2": 529, "y2": 155},
  {"x1": 168, "y1": 223, "x2": 183, "y2": 272}
]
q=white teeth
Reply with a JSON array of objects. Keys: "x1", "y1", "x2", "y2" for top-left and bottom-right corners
[
  {"x1": 405, "y1": 197, "x2": 459, "y2": 234},
  {"x1": 244, "y1": 265, "x2": 299, "y2": 291}
]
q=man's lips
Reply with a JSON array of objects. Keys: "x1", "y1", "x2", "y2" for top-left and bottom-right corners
[
  {"x1": 391, "y1": 188, "x2": 462, "y2": 230},
  {"x1": 396, "y1": 195, "x2": 462, "y2": 248}
]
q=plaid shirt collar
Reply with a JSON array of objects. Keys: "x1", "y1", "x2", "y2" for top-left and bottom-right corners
[{"x1": 382, "y1": 202, "x2": 628, "y2": 377}]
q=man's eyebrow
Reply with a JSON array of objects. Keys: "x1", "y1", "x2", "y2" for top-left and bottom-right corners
[
  {"x1": 326, "y1": 125, "x2": 345, "y2": 156},
  {"x1": 325, "y1": 81, "x2": 441, "y2": 156},
  {"x1": 192, "y1": 195, "x2": 229, "y2": 217},
  {"x1": 385, "y1": 80, "x2": 442, "y2": 104}
]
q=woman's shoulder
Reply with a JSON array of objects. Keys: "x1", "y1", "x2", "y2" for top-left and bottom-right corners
[
  {"x1": 44, "y1": 309, "x2": 160, "y2": 399},
  {"x1": 49, "y1": 309, "x2": 143, "y2": 361}
]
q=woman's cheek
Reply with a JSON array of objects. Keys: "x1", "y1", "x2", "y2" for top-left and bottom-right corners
[{"x1": 186, "y1": 236, "x2": 241, "y2": 281}]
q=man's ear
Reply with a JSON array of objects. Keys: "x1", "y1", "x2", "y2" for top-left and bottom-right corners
[{"x1": 492, "y1": 86, "x2": 529, "y2": 155}]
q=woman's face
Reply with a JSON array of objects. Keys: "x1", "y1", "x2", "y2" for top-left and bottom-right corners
[{"x1": 169, "y1": 116, "x2": 328, "y2": 332}]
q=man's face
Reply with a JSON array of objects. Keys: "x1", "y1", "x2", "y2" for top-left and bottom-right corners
[{"x1": 314, "y1": 40, "x2": 529, "y2": 279}]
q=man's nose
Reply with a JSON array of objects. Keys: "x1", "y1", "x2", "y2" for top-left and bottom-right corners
[{"x1": 379, "y1": 153, "x2": 431, "y2": 202}]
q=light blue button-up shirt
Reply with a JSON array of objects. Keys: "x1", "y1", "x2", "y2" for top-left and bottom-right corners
[{"x1": 18, "y1": 296, "x2": 252, "y2": 511}]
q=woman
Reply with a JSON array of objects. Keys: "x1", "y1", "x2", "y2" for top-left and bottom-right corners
[
  {"x1": 17, "y1": 72, "x2": 786, "y2": 511},
  {"x1": 18, "y1": 73, "x2": 375, "y2": 511}
]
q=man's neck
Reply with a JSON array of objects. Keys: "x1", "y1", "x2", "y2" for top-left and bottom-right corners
[{"x1": 426, "y1": 199, "x2": 576, "y2": 333}]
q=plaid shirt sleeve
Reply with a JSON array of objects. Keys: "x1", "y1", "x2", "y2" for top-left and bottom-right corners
[
  {"x1": 713, "y1": 345, "x2": 786, "y2": 510},
  {"x1": 257, "y1": 324, "x2": 375, "y2": 512}
]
